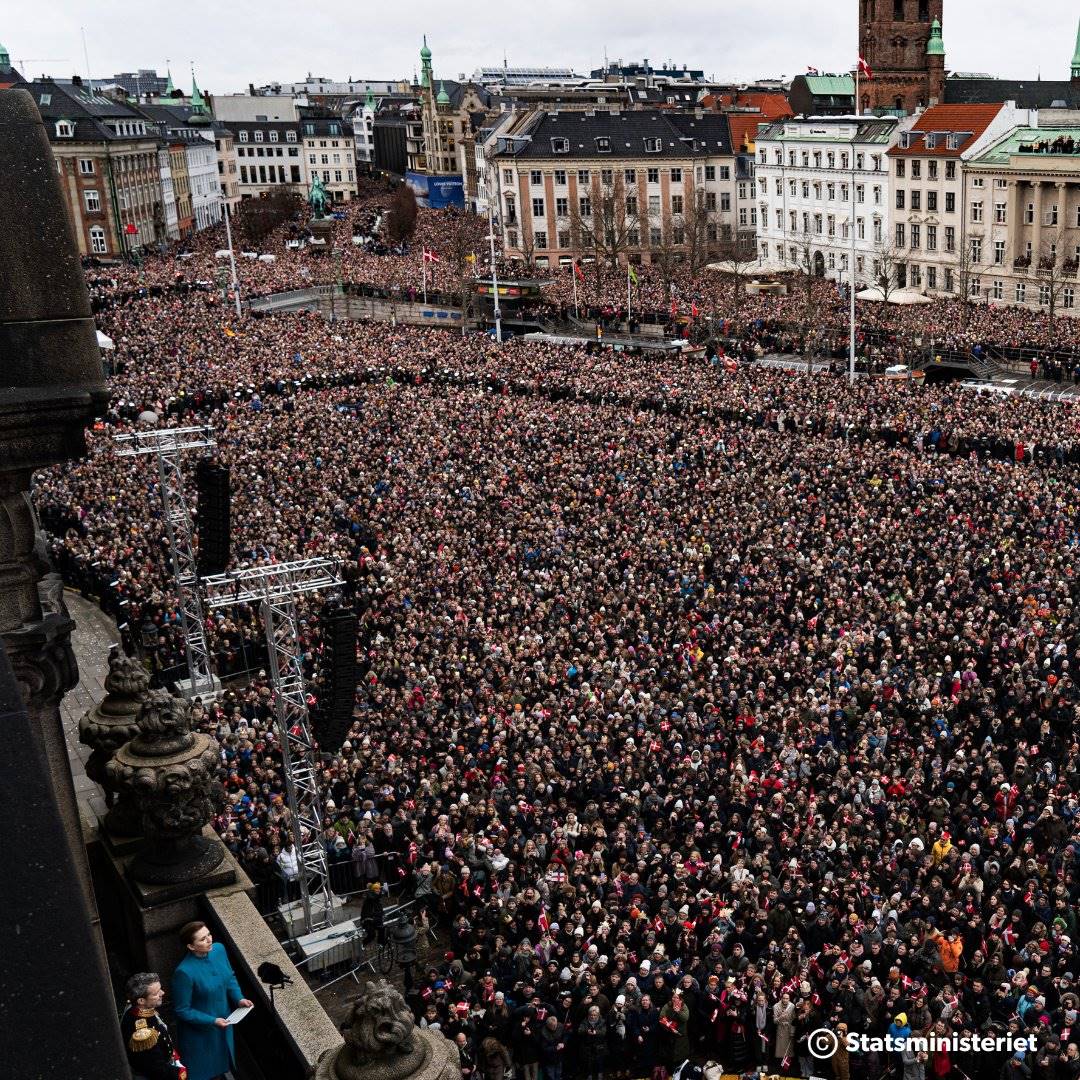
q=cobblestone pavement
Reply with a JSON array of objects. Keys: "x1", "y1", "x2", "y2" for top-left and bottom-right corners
[{"x1": 61, "y1": 590, "x2": 123, "y2": 825}]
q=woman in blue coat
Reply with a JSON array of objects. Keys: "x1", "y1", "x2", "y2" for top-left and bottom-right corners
[{"x1": 172, "y1": 921, "x2": 253, "y2": 1080}]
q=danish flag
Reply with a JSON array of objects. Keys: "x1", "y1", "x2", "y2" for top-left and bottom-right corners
[
  {"x1": 857, "y1": 56, "x2": 873, "y2": 80},
  {"x1": 423, "y1": 248, "x2": 440, "y2": 262}
]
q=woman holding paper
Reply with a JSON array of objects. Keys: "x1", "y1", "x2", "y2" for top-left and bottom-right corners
[{"x1": 172, "y1": 921, "x2": 253, "y2": 1080}]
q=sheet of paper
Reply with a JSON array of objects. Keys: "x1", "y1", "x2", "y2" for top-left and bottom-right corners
[{"x1": 224, "y1": 1005, "x2": 253, "y2": 1026}]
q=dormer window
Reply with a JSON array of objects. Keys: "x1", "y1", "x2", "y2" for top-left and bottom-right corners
[
  {"x1": 329, "y1": 123, "x2": 340, "y2": 135},
  {"x1": 923, "y1": 133, "x2": 937, "y2": 149},
  {"x1": 946, "y1": 132, "x2": 970, "y2": 150},
  {"x1": 286, "y1": 130, "x2": 297, "y2": 142},
  {"x1": 239, "y1": 130, "x2": 249, "y2": 142},
  {"x1": 254, "y1": 130, "x2": 264, "y2": 142},
  {"x1": 55, "y1": 119, "x2": 74, "y2": 138},
  {"x1": 595, "y1": 136, "x2": 611, "y2": 153},
  {"x1": 269, "y1": 130, "x2": 279, "y2": 142},
  {"x1": 39, "y1": 93, "x2": 52, "y2": 106},
  {"x1": 304, "y1": 123, "x2": 315, "y2": 136},
  {"x1": 644, "y1": 137, "x2": 661, "y2": 153},
  {"x1": 898, "y1": 132, "x2": 913, "y2": 149},
  {"x1": 551, "y1": 137, "x2": 570, "y2": 154}
]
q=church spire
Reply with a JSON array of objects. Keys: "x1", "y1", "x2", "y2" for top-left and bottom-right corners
[
  {"x1": 1072, "y1": 15, "x2": 1080, "y2": 79},
  {"x1": 188, "y1": 66, "x2": 210, "y2": 124}
]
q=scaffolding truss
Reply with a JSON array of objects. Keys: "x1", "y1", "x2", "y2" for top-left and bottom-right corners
[
  {"x1": 114, "y1": 426, "x2": 216, "y2": 697},
  {"x1": 202, "y1": 559, "x2": 343, "y2": 934}
]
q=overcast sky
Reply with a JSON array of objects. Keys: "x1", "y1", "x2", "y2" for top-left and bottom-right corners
[{"x1": 8, "y1": 1, "x2": 1079, "y2": 92}]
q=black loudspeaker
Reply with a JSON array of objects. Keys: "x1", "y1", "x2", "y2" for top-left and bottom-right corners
[
  {"x1": 313, "y1": 608, "x2": 357, "y2": 752},
  {"x1": 196, "y1": 458, "x2": 231, "y2": 577}
]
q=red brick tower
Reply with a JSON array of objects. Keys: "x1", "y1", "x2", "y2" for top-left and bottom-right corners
[{"x1": 858, "y1": 0, "x2": 945, "y2": 113}]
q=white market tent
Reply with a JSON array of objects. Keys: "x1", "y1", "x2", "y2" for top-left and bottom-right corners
[
  {"x1": 96, "y1": 329, "x2": 115, "y2": 350},
  {"x1": 855, "y1": 286, "x2": 934, "y2": 305}
]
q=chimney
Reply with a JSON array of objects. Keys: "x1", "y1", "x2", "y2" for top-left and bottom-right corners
[{"x1": 71, "y1": 74, "x2": 82, "y2": 87}]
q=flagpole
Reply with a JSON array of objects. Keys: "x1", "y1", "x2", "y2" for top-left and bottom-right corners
[
  {"x1": 572, "y1": 262, "x2": 579, "y2": 319},
  {"x1": 627, "y1": 263, "x2": 631, "y2": 327},
  {"x1": 422, "y1": 251, "x2": 427, "y2": 306},
  {"x1": 855, "y1": 65, "x2": 860, "y2": 116}
]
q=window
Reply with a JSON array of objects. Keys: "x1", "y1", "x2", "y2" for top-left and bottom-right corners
[
  {"x1": 600, "y1": 169, "x2": 613, "y2": 185},
  {"x1": 84, "y1": 189, "x2": 100, "y2": 212},
  {"x1": 670, "y1": 168, "x2": 682, "y2": 183},
  {"x1": 910, "y1": 265, "x2": 921, "y2": 287},
  {"x1": 39, "y1": 93, "x2": 52, "y2": 106},
  {"x1": 874, "y1": 185, "x2": 882, "y2": 205},
  {"x1": 971, "y1": 201, "x2": 983, "y2": 223},
  {"x1": 705, "y1": 192, "x2": 716, "y2": 211},
  {"x1": 254, "y1": 130, "x2": 264, "y2": 142},
  {"x1": 827, "y1": 214, "x2": 835, "y2": 236},
  {"x1": 895, "y1": 160, "x2": 906, "y2": 178},
  {"x1": 532, "y1": 197, "x2": 544, "y2": 217},
  {"x1": 945, "y1": 161, "x2": 955, "y2": 180},
  {"x1": 928, "y1": 160, "x2": 938, "y2": 180},
  {"x1": 776, "y1": 209, "x2": 784, "y2": 229},
  {"x1": 644, "y1": 137, "x2": 661, "y2": 153},
  {"x1": 814, "y1": 213, "x2": 822, "y2": 235},
  {"x1": 286, "y1": 131, "x2": 297, "y2": 142},
  {"x1": 720, "y1": 193, "x2": 731, "y2": 211},
  {"x1": 759, "y1": 149, "x2": 767, "y2": 164},
  {"x1": 945, "y1": 191, "x2": 955, "y2": 213},
  {"x1": 671, "y1": 194, "x2": 683, "y2": 214},
  {"x1": 530, "y1": 170, "x2": 543, "y2": 186},
  {"x1": 626, "y1": 195, "x2": 638, "y2": 215},
  {"x1": 924, "y1": 134, "x2": 938, "y2": 150},
  {"x1": 926, "y1": 225, "x2": 936, "y2": 250},
  {"x1": 55, "y1": 120, "x2": 73, "y2": 138},
  {"x1": 89, "y1": 225, "x2": 106, "y2": 254},
  {"x1": 827, "y1": 183, "x2": 835, "y2": 200},
  {"x1": 927, "y1": 190, "x2": 937, "y2": 212},
  {"x1": 647, "y1": 167, "x2": 659, "y2": 184},
  {"x1": 1039, "y1": 284, "x2": 1051, "y2": 307},
  {"x1": 813, "y1": 152, "x2": 822, "y2": 168},
  {"x1": 1046, "y1": 204, "x2": 1059, "y2": 227},
  {"x1": 789, "y1": 210, "x2": 798, "y2": 231},
  {"x1": 828, "y1": 252, "x2": 836, "y2": 270},
  {"x1": 857, "y1": 217, "x2": 866, "y2": 239},
  {"x1": 945, "y1": 226, "x2": 955, "y2": 252},
  {"x1": 555, "y1": 197, "x2": 568, "y2": 216},
  {"x1": 650, "y1": 226, "x2": 661, "y2": 245},
  {"x1": 944, "y1": 268, "x2": 954, "y2": 292},
  {"x1": 993, "y1": 240, "x2": 1005, "y2": 264},
  {"x1": 718, "y1": 166, "x2": 730, "y2": 180},
  {"x1": 1065, "y1": 287, "x2": 1075, "y2": 309},
  {"x1": 595, "y1": 136, "x2": 611, "y2": 153},
  {"x1": 911, "y1": 160, "x2": 921, "y2": 180},
  {"x1": 78, "y1": 158, "x2": 95, "y2": 175},
  {"x1": 802, "y1": 181, "x2": 810, "y2": 198},
  {"x1": 673, "y1": 226, "x2": 685, "y2": 244},
  {"x1": 269, "y1": 130, "x2": 279, "y2": 142},
  {"x1": 558, "y1": 229, "x2": 570, "y2": 248},
  {"x1": 578, "y1": 169, "x2": 590, "y2": 185},
  {"x1": 627, "y1": 229, "x2": 640, "y2": 245},
  {"x1": 927, "y1": 266, "x2": 936, "y2": 289},
  {"x1": 895, "y1": 190, "x2": 905, "y2": 209},
  {"x1": 578, "y1": 195, "x2": 591, "y2": 217},
  {"x1": 625, "y1": 168, "x2": 636, "y2": 184},
  {"x1": 910, "y1": 190, "x2": 921, "y2": 211},
  {"x1": 910, "y1": 223, "x2": 920, "y2": 249},
  {"x1": 971, "y1": 176, "x2": 984, "y2": 188},
  {"x1": 988, "y1": 279, "x2": 1003, "y2": 300},
  {"x1": 648, "y1": 194, "x2": 661, "y2": 213},
  {"x1": 534, "y1": 231, "x2": 547, "y2": 249},
  {"x1": 506, "y1": 228, "x2": 518, "y2": 248},
  {"x1": 894, "y1": 0, "x2": 904, "y2": 18},
  {"x1": 801, "y1": 152, "x2": 809, "y2": 167},
  {"x1": 503, "y1": 168, "x2": 514, "y2": 185},
  {"x1": 704, "y1": 165, "x2": 714, "y2": 181},
  {"x1": 504, "y1": 198, "x2": 516, "y2": 223},
  {"x1": 1015, "y1": 281, "x2": 1026, "y2": 303},
  {"x1": 895, "y1": 223, "x2": 906, "y2": 246},
  {"x1": 970, "y1": 237, "x2": 982, "y2": 263}
]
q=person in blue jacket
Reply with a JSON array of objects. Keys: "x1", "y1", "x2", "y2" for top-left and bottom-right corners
[{"x1": 172, "y1": 921, "x2": 253, "y2": 1080}]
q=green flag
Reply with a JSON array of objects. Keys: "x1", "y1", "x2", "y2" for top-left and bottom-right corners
[{"x1": 628, "y1": 264, "x2": 638, "y2": 286}]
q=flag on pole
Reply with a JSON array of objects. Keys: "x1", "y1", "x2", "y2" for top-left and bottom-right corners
[
  {"x1": 670, "y1": 298, "x2": 678, "y2": 316},
  {"x1": 422, "y1": 248, "x2": 440, "y2": 263},
  {"x1": 807, "y1": 66, "x2": 820, "y2": 76},
  {"x1": 628, "y1": 264, "x2": 638, "y2": 286},
  {"x1": 857, "y1": 56, "x2": 873, "y2": 79},
  {"x1": 465, "y1": 253, "x2": 477, "y2": 264},
  {"x1": 691, "y1": 301, "x2": 700, "y2": 318},
  {"x1": 574, "y1": 260, "x2": 585, "y2": 281}
]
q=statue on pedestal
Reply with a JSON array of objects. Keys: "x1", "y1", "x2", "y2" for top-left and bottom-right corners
[
  {"x1": 79, "y1": 645, "x2": 150, "y2": 835},
  {"x1": 310, "y1": 175, "x2": 329, "y2": 220},
  {"x1": 105, "y1": 688, "x2": 227, "y2": 884},
  {"x1": 316, "y1": 981, "x2": 460, "y2": 1080}
]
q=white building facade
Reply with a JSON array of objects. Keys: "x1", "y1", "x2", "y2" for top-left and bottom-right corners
[
  {"x1": 186, "y1": 135, "x2": 225, "y2": 230},
  {"x1": 755, "y1": 115, "x2": 910, "y2": 287}
]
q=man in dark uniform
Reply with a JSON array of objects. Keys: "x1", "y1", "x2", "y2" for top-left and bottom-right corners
[{"x1": 120, "y1": 972, "x2": 187, "y2": 1079}]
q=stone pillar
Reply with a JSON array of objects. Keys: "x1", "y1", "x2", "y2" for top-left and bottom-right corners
[
  {"x1": 0, "y1": 88, "x2": 130, "y2": 1077},
  {"x1": 1031, "y1": 180, "x2": 1044, "y2": 266},
  {"x1": 1006, "y1": 179, "x2": 1023, "y2": 266},
  {"x1": 1055, "y1": 181, "x2": 1069, "y2": 261}
]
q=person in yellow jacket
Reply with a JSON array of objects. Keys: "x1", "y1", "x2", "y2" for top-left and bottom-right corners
[{"x1": 931, "y1": 831, "x2": 953, "y2": 865}]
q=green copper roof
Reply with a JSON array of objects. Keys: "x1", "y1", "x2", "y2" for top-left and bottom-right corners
[
  {"x1": 364, "y1": 89, "x2": 376, "y2": 109},
  {"x1": 969, "y1": 125, "x2": 1080, "y2": 166},
  {"x1": 926, "y1": 18, "x2": 945, "y2": 57},
  {"x1": 436, "y1": 81, "x2": 450, "y2": 105},
  {"x1": 0, "y1": 42, "x2": 10, "y2": 69},
  {"x1": 420, "y1": 36, "x2": 431, "y2": 61},
  {"x1": 164, "y1": 68, "x2": 175, "y2": 96},
  {"x1": 804, "y1": 74, "x2": 854, "y2": 95},
  {"x1": 1072, "y1": 16, "x2": 1080, "y2": 76}
]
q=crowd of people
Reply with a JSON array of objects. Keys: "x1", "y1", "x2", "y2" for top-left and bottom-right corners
[{"x1": 42, "y1": 203, "x2": 1080, "y2": 1080}]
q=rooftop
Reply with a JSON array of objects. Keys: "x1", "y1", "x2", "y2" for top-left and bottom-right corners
[
  {"x1": 887, "y1": 102, "x2": 1003, "y2": 156},
  {"x1": 972, "y1": 126, "x2": 1080, "y2": 166}
]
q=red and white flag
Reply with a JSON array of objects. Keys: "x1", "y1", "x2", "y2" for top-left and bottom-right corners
[
  {"x1": 422, "y1": 248, "x2": 440, "y2": 263},
  {"x1": 857, "y1": 56, "x2": 873, "y2": 79}
]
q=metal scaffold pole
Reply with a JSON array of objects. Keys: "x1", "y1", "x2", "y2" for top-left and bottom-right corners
[
  {"x1": 114, "y1": 425, "x2": 216, "y2": 698},
  {"x1": 202, "y1": 558, "x2": 343, "y2": 935}
]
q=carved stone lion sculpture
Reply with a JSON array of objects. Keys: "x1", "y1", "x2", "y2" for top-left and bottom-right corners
[{"x1": 316, "y1": 980, "x2": 460, "y2": 1080}]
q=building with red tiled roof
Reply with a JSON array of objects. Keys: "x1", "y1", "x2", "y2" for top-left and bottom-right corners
[
  {"x1": 887, "y1": 102, "x2": 1032, "y2": 298},
  {"x1": 703, "y1": 90, "x2": 792, "y2": 121}
]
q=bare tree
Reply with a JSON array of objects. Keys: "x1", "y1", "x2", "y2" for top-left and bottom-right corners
[
  {"x1": 440, "y1": 208, "x2": 487, "y2": 334},
  {"x1": 569, "y1": 174, "x2": 640, "y2": 300},
  {"x1": 873, "y1": 237, "x2": 904, "y2": 303},
  {"x1": 954, "y1": 232, "x2": 979, "y2": 326},
  {"x1": 1032, "y1": 239, "x2": 1071, "y2": 332},
  {"x1": 385, "y1": 183, "x2": 419, "y2": 245},
  {"x1": 710, "y1": 227, "x2": 759, "y2": 327},
  {"x1": 683, "y1": 191, "x2": 722, "y2": 276},
  {"x1": 649, "y1": 214, "x2": 685, "y2": 302},
  {"x1": 235, "y1": 192, "x2": 301, "y2": 248},
  {"x1": 794, "y1": 230, "x2": 824, "y2": 372}
]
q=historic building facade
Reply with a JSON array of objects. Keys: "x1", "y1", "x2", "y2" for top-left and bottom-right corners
[{"x1": 858, "y1": 0, "x2": 945, "y2": 113}]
